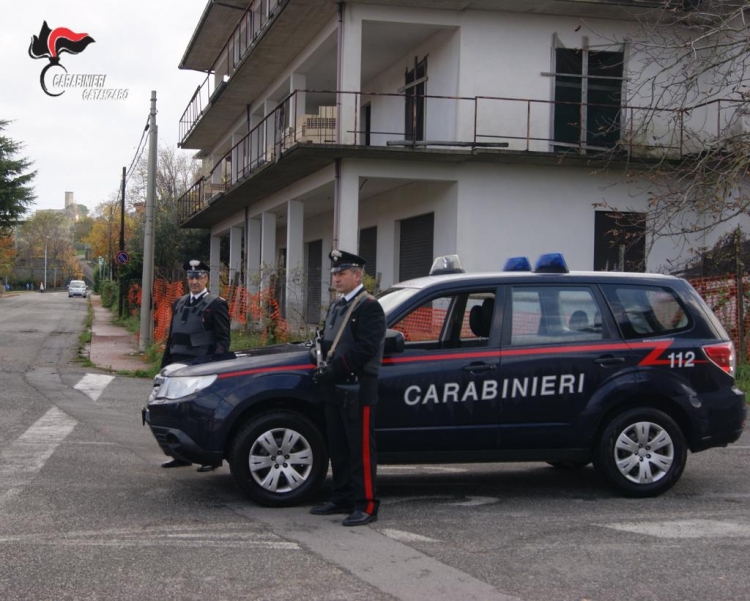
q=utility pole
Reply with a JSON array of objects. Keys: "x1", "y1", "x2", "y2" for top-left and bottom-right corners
[
  {"x1": 139, "y1": 91, "x2": 158, "y2": 351},
  {"x1": 118, "y1": 166, "x2": 126, "y2": 317}
]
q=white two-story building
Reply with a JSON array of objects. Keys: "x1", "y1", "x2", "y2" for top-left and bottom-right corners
[{"x1": 175, "y1": 0, "x2": 748, "y2": 326}]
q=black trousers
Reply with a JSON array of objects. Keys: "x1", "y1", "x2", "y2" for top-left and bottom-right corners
[{"x1": 323, "y1": 375, "x2": 379, "y2": 515}]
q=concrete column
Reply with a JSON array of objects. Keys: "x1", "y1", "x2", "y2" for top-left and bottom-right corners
[
  {"x1": 337, "y1": 5, "x2": 362, "y2": 145},
  {"x1": 260, "y1": 211, "x2": 277, "y2": 291},
  {"x1": 290, "y1": 73, "x2": 307, "y2": 134},
  {"x1": 336, "y1": 161, "x2": 359, "y2": 253},
  {"x1": 209, "y1": 234, "x2": 221, "y2": 295},
  {"x1": 285, "y1": 199, "x2": 304, "y2": 331},
  {"x1": 246, "y1": 217, "x2": 261, "y2": 295}
]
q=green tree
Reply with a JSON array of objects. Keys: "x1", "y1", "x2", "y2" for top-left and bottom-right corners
[{"x1": 0, "y1": 121, "x2": 35, "y2": 230}]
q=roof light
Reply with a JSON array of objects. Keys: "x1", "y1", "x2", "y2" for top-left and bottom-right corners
[
  {"x1": 534, "y1": 253, "x2": 569, "y2": 274},
  {"x1": 503, "y1": 256, "x2": 532, "y2": 272},
  {"x1": 429, "y1": 255, "x2": 465, "y2": 275}
]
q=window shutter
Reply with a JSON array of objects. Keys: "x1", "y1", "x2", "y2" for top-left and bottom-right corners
[{"x1": 399, "y1": 213, "x2": 434, "y2": 281}]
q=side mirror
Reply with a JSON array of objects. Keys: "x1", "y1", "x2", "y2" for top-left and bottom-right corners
[{"x1": 384, "y1": 328, "x2": 404, "y2": 354}]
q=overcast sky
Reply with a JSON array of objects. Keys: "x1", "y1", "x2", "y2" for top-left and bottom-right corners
[{"x1": 2, "y1": 0, "x2": 208, "y2": 214}]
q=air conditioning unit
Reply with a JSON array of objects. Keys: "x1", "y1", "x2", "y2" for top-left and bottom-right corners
[{"x1": 295, "y1": 106, "x2": 337, "y2": 144}]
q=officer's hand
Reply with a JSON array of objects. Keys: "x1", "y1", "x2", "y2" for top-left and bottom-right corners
[{"x1": 313, "y1": 364, "x2": 334, "y2": 384}]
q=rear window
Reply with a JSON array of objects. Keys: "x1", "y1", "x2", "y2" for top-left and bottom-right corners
[{"x1": 602, "y1": 284, "x2": 689, "y2": 339}]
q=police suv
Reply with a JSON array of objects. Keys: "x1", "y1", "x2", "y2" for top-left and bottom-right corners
[{"x1": 143, "y1": 254, "x2": 746, "y2": 507}]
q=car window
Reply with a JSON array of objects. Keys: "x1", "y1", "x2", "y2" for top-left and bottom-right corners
[
  {"x1": 391, "y1": 291, "x2": 496, "y2": 349},
  {"x1": 602, "y1": 284, "x2": 689, "y2": 339},
  {"x1": 510, "y1": 286, "x2": 604, "y2": 345}
]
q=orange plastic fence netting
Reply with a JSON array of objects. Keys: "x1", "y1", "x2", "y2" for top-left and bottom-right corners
[
  {"x1": 689, "y1": 274, "x2": 750, "y2": 360},
  {"x1": 127, "y1": 275, "x2": 750, "y2": 357},
  {"x1": 128, "y1": 280, "x2": 289, "y2": 346}
]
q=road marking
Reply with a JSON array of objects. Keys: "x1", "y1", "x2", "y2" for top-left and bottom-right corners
[
  {"x1": 604, "y1": 519, "x2": 750, "y2": 538},
  {"x1": 449, "y1": 496, "x2": 499, "y2": 507},
  {"x1": 0, "y1": 523, "x2": 300, "y2": 549},
  {"x1": 381, "y1": 528, "x2": 439, "y2": 543},
  {"x1": 0, "y1": 407, "x2": 77, "y2": 496},
  {"x1": 74, "y1": 373, "x2": 115, "y2": 401}
]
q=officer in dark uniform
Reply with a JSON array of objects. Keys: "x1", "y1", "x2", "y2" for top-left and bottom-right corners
[
  {"x1": 160, "y1": 259, "x2": 231, "y2": 469},
  {"x1": 310, "y1": 249, "x2": 386, "y2": 526}
]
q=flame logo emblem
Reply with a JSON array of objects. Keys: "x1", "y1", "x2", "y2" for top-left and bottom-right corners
[{"x1": 28, "y1": 21, "x2": 95, "y2": 97}]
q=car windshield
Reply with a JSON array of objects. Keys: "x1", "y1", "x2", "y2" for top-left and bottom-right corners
[{"x1": 376, "y1": 286, "x2": 421, "y2": 317}]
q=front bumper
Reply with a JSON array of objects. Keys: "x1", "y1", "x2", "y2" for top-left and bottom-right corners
[{"x1": 142, "y1": 406, "x2": 223, "y2": 466}]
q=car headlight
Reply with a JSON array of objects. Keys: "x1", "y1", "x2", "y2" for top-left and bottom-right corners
[{"x1": 157, "y1": 374, "x2": 218, "y2": 400}]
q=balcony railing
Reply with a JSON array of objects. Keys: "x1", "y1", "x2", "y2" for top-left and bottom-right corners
[
  {"x1": 178, "y1": 90, "x2": 747, "y2": 223},
  {"x1": 179, "y1": 0, "x2": 285, "y2": 144}
]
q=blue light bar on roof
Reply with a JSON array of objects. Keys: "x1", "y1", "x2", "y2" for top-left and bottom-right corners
[
  {"x1": 503, "y1": 256, "x2": 532, "y2": 271},
  {"x1": 534, "y1": 253, "x2": 569, "y2": 273}
]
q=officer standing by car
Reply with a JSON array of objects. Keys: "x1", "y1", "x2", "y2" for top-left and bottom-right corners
[
  {"x1": 160, "y1": 259, "x2": 232, "y2": 469},
  {"x1": 310, "y1": 249, "x2": 386, "y2": 526}
]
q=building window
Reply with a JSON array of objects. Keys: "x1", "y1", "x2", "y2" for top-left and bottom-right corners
[
  {"x1": 594, "y1": 211, "x2": 646, "y2": 272},
  {"x1": 402, "y1": 57, "x2": 427, "y2": 142},
  {"x1": 552, "y1": 44, "x2": 624, "y2": 152},
  {"x1": 362, "y1": 103, "x2": 372, "y2": 146}
]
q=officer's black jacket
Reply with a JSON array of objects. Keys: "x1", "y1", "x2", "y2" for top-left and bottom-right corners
[
  {"x1": 161, "y1": 293, "x2": 231, "y2": 368},
  {"x1": 322, "y1": 289, "x2": 386, "y2": 378}
]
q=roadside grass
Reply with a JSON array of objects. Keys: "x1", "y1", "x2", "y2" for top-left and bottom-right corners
[{"x1": 735, "y1": 364, "x2": 750, "y2": 397}]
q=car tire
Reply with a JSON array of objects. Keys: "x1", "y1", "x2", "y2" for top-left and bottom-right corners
[
  {"x1": 547, "y1": 460, "x2": 590, "y2": 470},
  {"x1": 594, "y1": 407, "x2": 687, "y2": 497},
  {"x1": 228, "y1": 410, "x2": 327, "y2": 507}
]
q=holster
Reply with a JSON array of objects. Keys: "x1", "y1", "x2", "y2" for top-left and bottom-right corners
[{"x1": 334, "y1": 382, "x2": 360, "y2": 420}]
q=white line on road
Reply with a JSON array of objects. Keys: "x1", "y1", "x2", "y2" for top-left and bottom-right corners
[
  {"x1": 381, "y1": 528, "x2": 439, "y2": 543},
  {"x1": 74, "y1": 373, "x2": 115, "y2": 401},
  {"x1": 0, "y1": 407, "x2": 77, "y2": 495},
  {"x1": 449, "y1": 496, "x2": 499, "y2": 507},
  {"x1": 0, "y1": 523, "x2": 300, "y2": 550},
  {"x1": 604, "y1": 519, "x2": 750, "y2": 538}
]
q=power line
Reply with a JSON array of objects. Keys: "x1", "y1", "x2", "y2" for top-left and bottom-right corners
[{"x1": 124, "y1": 115, "x2": 151, "y2": 186}]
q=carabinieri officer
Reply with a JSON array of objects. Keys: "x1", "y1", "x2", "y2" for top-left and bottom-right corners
[
  {"x1": 160, "y1": 259, "x2": 231, "y2": 469},
  {"x1": 310, "y1": 249, "x2": 386, "y2": 526}
]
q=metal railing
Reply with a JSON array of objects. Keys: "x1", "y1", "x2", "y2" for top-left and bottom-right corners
[
  {"x1": 177, "y1": 89, "x2": 748, "y2": 223},
  {"x1": 179, "y1": 0, "x2": 285, "y2": 144}
]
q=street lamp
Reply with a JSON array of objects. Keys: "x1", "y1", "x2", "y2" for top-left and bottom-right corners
[{"x1": 44, "y1": 237, "x2": 49, "y2": 290}]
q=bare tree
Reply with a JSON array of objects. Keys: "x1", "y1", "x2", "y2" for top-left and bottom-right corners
[
  {"x1": 126, "y1": 146, "x2": 207, "y2": 275},
  {"x1": 593, "y1": 1, "x2": 750, "y2": 267}
]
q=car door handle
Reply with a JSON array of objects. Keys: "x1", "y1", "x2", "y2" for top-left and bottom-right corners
[
  {"x1": 463, "y1": 363, "x2": 496, "y2": 373},
  {"x1": 593, "y1": 355, "x2": 626, "y2": 366}
]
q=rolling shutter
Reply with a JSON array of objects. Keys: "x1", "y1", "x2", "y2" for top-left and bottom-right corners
[
  {"x1": 306, "y1": 239, "x2": 322, "y2": 324},
  {"x1": 399, "y1": 213, "x2": 434, "y2": 281},
  {"x1": 359, "y1": 226, "x2": 377, "y2": 277}
]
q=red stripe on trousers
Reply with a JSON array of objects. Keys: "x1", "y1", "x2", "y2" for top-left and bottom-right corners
[{"x1": 362, "y1": 405, "x2": 374, "y2": 514}]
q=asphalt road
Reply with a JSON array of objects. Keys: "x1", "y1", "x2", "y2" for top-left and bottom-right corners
[{"x1": 1, "y1": 291, "x2": 749, "y2": 600}]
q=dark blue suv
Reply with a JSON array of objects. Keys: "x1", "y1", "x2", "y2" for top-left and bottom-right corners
[{"x1": 143, "y1": 254, "x2": 746, "y2": 506}]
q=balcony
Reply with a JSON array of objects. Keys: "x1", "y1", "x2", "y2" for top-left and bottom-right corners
[
  {"x1": 178, "y1": 0, "x2": 335, "y2": 148},
  {"x1": 177, "y1": 89, "x2": 747, "y2": 228},
  {"x1": 178, "y1": 0, "x2": 673, "y2": 150}
]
